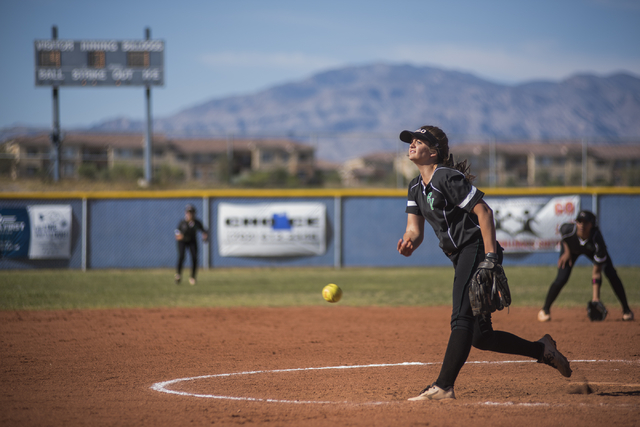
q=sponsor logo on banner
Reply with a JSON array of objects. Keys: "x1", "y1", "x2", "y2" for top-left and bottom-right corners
[
  {"x1": 218, "y1": 203, "x2": 326, "y2": 257},
  {"x1": 484, "y1": 196, "x2": 579, "y2": 253},
  {"x1": 27, "y1": 205, "x2": 72, "y2": 259},
  {"x1": 0, "y1": 209, "x2": 30, "y2": 258}
]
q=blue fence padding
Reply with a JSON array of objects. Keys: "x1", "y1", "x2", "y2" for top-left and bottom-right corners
[
  {"x1": 342, "y1": 197, "x2": 448, "y2": 267},
  {"x1": 598, "y1": 195, "x2": 640, "y2": 267},
  {"x1": 1, "y1": 193, "x2": 639, "y2": 269},
  {"x1": 89, "y1": 198, "x2": 202, "y2": 268}
]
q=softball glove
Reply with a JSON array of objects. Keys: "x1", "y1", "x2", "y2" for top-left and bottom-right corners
[
  {"x1": 469, "y1": 255, "x2": 512, "y2": 316},
  {"x1": 587, "y1": 301, "x2": 607, "y2": 321}
]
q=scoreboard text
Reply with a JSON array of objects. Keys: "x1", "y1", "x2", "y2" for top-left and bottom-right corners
[{"x1": 35, "y1": 39, "x2": 164, "y2": 87}]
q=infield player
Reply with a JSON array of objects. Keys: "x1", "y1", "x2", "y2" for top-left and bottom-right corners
[
  {"x1": 175, "y1": 204, "x2": 208, "y2": 285},
  {"x1": 397, "y1": 125, "x2": 572, "y2": 401},
  {"x1": 538, "y1": 210, "x2": 634, "y2": 322}
]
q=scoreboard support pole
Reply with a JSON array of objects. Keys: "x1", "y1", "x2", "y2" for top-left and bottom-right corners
[
  {"x1": 144, "y1": 27, "x2": 153, "y2": 184},
  {"x1": 144, "y1": 86, "x2": 152, "y2": 184},
  {"x1": 51, "y1": 25, "x2": 61, "y2": 183}
]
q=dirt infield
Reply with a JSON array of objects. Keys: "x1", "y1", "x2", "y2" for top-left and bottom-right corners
[{"x1": 1, "y1": 306, "x2": 638, "y2": 426}]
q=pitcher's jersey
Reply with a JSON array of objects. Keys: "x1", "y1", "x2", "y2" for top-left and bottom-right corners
[{"x1": 406, "y1": 166, "x2": 484, "y2": 254}]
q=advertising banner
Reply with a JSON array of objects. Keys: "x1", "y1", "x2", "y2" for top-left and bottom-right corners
[
  {"x1": 218, "y1": 203, "x2": 326, "y2": 257},
  {"x1": 0, "y1": 205, "x2": 72, "y2": 259},
  {"x1": 26, "y1": 205, "x2": 72, "y2": 259},
  {"x1": 0, "y1": 209, "x2": 30, "y2": 258},
  {"x1": 484, "y1": 195, "x2": 580, "y2": 253}
]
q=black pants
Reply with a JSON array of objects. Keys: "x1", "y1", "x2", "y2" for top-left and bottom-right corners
[
  {"x1": 542, "y1": 248, "x2": 631, "y2": 313},
  {"x1": 177, "y1": 240, "x2": 198, "y2": 278},
  {"x1": 434, "y1": 240, "x2": 543, "y2": 389}
]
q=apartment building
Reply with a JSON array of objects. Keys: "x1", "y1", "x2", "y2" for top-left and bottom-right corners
[
  {"x1": 3, "y1": 133, "x2": 316, "y2": 183},
  {"x1": 344, "y1": 141, "x2": 640, "y2": 187},
  {"x1": 340, "y1": 152, "x2": 397, "y2": 187},
  {"x1": 453, "y1": 141, "x2": 640, "y2": 187}
]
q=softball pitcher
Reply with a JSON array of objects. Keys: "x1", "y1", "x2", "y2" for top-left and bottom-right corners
[{"x1": 397, "y1": 125, "x2": 572, "y2": 401}]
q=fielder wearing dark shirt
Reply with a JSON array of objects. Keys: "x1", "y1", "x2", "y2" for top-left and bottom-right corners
[
  {"x1": 541, "y1": 222, "x2": 632, "y2": 318},
  {"x1": 558, "y1": 223, "x2": 607, "y2": 263},
  {"x1": 176, "y1": 219, "x2": 206, "y2": 243},
  {"x1": 175, "y1": 218, "x2": 207, "y2": 283}
]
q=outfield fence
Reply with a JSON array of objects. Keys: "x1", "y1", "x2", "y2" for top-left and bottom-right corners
[{"x1": 1, "y1": 187, "x2": 639, "y2": 270}]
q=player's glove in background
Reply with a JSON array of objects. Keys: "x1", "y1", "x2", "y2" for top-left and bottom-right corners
[{"x1": 587, "y1": 301, "x2": 607, "y2": 321}]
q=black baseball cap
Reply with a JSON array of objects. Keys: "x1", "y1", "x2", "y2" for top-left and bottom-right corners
[
  {"x1": 399, "y1": 128, "x2": 440, "y2": 147},
  {"x1": 576, "y1": 210, "x2": 596, "y2": 224},
  {"x1": 185, "y1": 204, "x2": 196, "y2": 212}
]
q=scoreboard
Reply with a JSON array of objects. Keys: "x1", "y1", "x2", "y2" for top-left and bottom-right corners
[{"x1": 35, "y1": 39, "x2": 164, "y2": 87}]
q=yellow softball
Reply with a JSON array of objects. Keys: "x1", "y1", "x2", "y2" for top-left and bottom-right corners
[{"x1": 322, "y1": 283, "x2": 342, "y2": 303}]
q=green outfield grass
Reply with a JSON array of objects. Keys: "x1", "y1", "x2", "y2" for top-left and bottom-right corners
[{"x1": 1, "y1": 266, "x2": 639, "y2": 311}]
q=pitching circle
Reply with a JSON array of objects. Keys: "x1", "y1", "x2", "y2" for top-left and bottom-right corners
[{"x1": 149, "y1": 359, "x2": 634, "y2": 405}]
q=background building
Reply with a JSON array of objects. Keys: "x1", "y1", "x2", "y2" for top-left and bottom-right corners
[
  {"x1": 452, "y1": 142, "x2": 640, "y2": 187},
  {"x1": 3, "y1": 134, "x2": 640, "y2": 188},
  {"x1": 2, "y1": 133, "x2": 316, "y2": 185},
  {"x1": 344, "y1": 141, "x2": 640, "y2": 188}
]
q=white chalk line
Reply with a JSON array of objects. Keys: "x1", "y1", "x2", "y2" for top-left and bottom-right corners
[{"x1": 150, "y1": 359, "x2": 640, "y2": 407}]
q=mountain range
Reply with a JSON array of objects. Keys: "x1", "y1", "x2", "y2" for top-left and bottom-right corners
[{"x1": 7, "y1": 64, "x2": 640, "y2": 161}]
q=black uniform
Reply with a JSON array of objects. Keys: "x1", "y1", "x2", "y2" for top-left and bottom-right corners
[
  {"x1": 175, "y1": 218, "x2": 207, "y2": 279},
  {"x1": 406, "y1": 166, "x2": 544, "y2": 389},
  {"x1": 406, "y1": 166, "x2": 484, "y2": 254},
  {"x1": 542, "y1": 222, "x2": 631, "y2": 313}
]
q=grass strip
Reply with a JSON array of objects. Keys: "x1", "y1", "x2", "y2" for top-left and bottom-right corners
[{"x1": 1, "y1": 266, "x2": 638, "y2": 311}]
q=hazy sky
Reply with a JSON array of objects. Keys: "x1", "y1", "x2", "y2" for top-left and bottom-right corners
[{"x1": 1, "y1": 0, "x2": 639, "y2": 129}]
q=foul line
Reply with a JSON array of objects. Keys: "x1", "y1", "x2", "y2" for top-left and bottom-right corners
[{"x1": 150, "y1": 359, "x2": 639, "y2": 406}]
